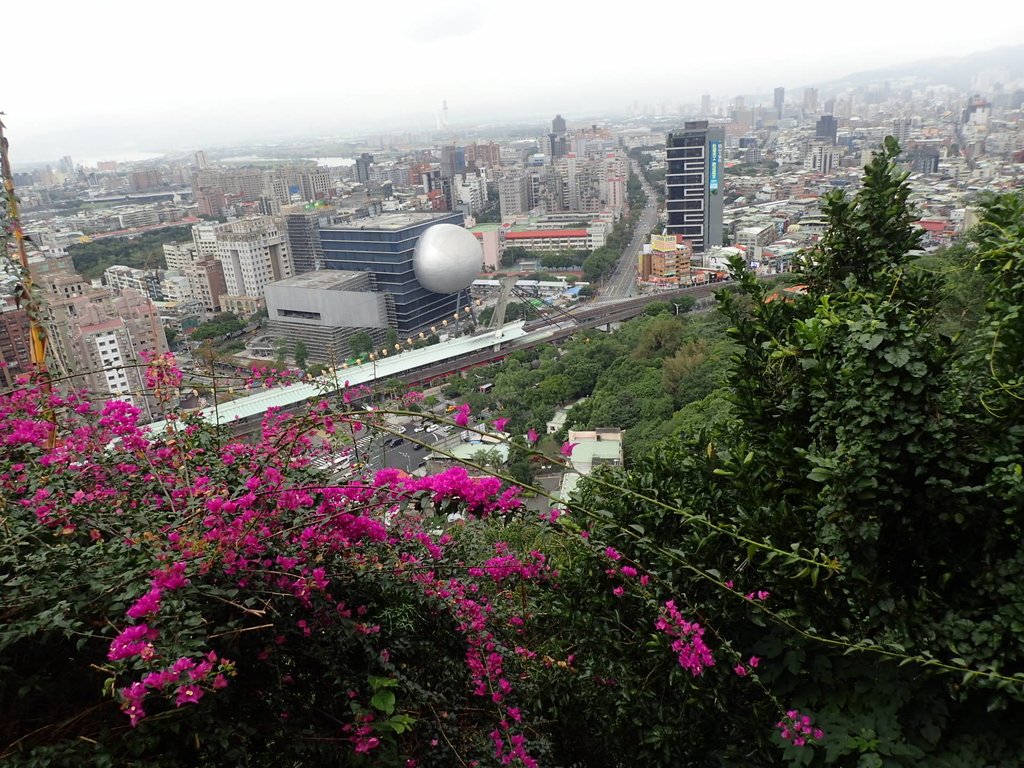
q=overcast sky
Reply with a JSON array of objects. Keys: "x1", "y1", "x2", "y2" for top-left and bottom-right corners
[{"x1": 3, "y1": 0, "x2": 1021, "y2": 163}]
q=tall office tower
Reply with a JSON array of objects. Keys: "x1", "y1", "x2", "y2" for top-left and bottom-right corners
[
  {"x1": 701, "y1": 94, "x2": 711, "y2": 115},
  {"x1": 319, "y1": 212, "x2": 468, "y2": 336},
  {"x1": 803, "y1": 87, "x2": 818, "y2": 112},
  {"x1": 892, "y1": 118, "x2": 913, "y2": 147},
  {"x1": 665, "y1": 121, "x2": 724, "y2": 255},
  {"x1": 773, "y1": 86, "x2": 785, "y2": 118},
  {"x1": 194, "y1": 150, "x2": 209, "y2": 169},
  {"x1": 815, "y1": 115, "x2": 838, "y2": 144},
  {"x1": 59, "y1": 155, "x2": 75, "y2": 175},
  {"x1": 552, "y1": 114, "x2": 567, "y2": 135},
  {"x1": 281, "y1": 204, "x2": 333, "y2": 274}
]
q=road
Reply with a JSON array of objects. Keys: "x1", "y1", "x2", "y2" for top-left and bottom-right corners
[{"x1": 602, "y1": 161, "x2": 661, "y2": 300}]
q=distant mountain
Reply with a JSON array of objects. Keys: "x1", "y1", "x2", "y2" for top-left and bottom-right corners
[{"x1": 818, "y1": 44, "x2": 1024, "y2": 91}]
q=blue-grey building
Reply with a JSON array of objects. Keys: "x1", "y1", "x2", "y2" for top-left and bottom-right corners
[{"x1": 319, "y1": 212, "x2": 468, "y2": 336}]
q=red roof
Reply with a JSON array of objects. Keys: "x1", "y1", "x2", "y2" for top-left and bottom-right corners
[
  {"x1": 916, "y1": 219, "x2": 948, "y2": 232},
  {"x1": 505, "y1": 229, "x2": 588, "y2": 239}
]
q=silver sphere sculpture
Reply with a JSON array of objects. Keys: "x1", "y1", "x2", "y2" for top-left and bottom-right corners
[{"x1": 413, "y1": 224, "x2": 483, "y2": 294}]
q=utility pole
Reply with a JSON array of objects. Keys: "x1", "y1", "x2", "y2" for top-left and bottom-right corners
[{"x1": 0, "y1": 114, "x2": 55, "y2": 447}]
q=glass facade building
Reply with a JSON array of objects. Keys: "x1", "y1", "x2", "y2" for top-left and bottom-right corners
[{"x1": 319, "y1": 212, "x2": 469, "y2": 336}]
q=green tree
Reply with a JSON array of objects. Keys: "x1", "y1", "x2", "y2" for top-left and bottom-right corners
[
  {"x1": 349, "y1": 330, "x2": 373, "y2": 358},
  {"x1": 293, "y1": 341, "x2": 308, "y2": 370},
  {"x1": 571, "y1": 142, "x2": 1024, "y2": 766},
  {"x1": 501, "y1": 246, "x2": 528, "y2": 267}
]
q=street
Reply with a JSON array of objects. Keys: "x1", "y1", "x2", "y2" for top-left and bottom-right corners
[{"x1": 601, "y1": 161, "x2": 660, "y2": 300}]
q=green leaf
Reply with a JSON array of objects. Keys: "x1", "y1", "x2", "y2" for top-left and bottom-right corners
[
  {"x1": 807, "y1": 467, "x2": 832, "y2": 482},
  {"x1": 370, "y1": 690, "x2": 396, "y2": 715}
]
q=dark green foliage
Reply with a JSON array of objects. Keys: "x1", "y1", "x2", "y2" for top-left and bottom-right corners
[
  {"x1": 572, "y1": 143, "x2": 1024, "y2": 766},
  {"x1": 190, "y1": 312, "x2": 244, "y2": 341},
  {"x1": 67, "y1": 226, "x2": 194, "y2": 279}
]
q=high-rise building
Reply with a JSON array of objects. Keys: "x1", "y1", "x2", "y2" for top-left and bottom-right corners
[
  {"x1": 281, "y1": 204, "x2": 334, "y2": 274},
  {"x1": 194, "y1": 150, "x2": 208, "y2": 169},
  {"x1": 552, "y1": 114, "x2": 567, "y2": 135},
  {"x1": 892, "y1": 118, "x2": 913, "y2": 147},
  {"x1": 816, "y1": 115, "x2": 838, "y2": 144},
  {"x1": 0, "y1": 299, "x2": 32, "y2": 385},
  {"x1": 665, "y1": 121, "x2": 723, "y2": 254},
  {"x1": 498, "y1": 173, "x2": 530, "y2": 218},
  {"x1": 211, "y1": 217, "x2": 293, "y2": 310},
  {"x1": 184, "y1": 257, "x2": 227, "y2": 314},
  {"x1": 804, "y1": 141, "x2": 840, "y2": 174},
  {"x1": 319, "y1": 212, "x2": 469, "y2": 336},
  {"x1": 355, "y1": 154, "x2": 374, "y2": 183},
  {"x1": 701, "y1": 94, "x2": 711, "y2": 116},
  {"x1": 773, "y1": 87, "x2": 785, "y2": 118},
  {"x1": 803, "y1": 87, "x2": 818, "y2": 113}
]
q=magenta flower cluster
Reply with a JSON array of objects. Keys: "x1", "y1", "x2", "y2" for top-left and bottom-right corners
[
  {"x1": 654, "y1": 600, "x2": 715, "y2": 676},
  {"x1": 776, "y1": 709, "x2": 824, "y2": 747}
]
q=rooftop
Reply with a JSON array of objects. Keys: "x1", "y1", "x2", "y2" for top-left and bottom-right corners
[
  {"x1": 266, "y1": 270, "x2": 364, "y2": 291},
  {"x1": 325, "y1": 212, "x2": 452, "y2": 232}
]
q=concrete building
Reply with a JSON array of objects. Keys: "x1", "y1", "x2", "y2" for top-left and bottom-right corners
[
  {"x1": 163, "y1": 241, "x2": 198, "y2": 271},
  {"x1": 104, "y1": 265, "x2": 163, "y2": 301},
  {"x1": 184, "y1": 257, "x2": 227, "y2": 314},
  {"x1": 804, "y1": 141, "x2": 841, "y2": 174},
  {"x1": 319, "y1": 211, "x2": 469, "y2": 336},
  {"x1": 893, "y1": 118, "x2": 913, "y2": 147},
  {"x1": 816, "y1": 115, "x2": 838, "y2": 145},
  {"x1": 281, "y1": 203, "x2": 334, "y2": 274},
  {"x1": 665, "y1": 121, "x2": 724, "y2": 254},
  {"x1": 498, "y1": 173, "x2": 530, "y2": 218},
  {"x1": 557, "y1": 428, "x2": 624, "y2": 501},
  {"x1": 211, "y1": 217, "x2": 293, "y2": 312},
  {"x1": 264, "y1": 270, "x2": 390, "y2": 362},
  {"x1": 0, "y1": 299, "x2": 32, "y2": 385},
  {"x1": 774, "y1": 86, "x2": 785, "y2": 118}
]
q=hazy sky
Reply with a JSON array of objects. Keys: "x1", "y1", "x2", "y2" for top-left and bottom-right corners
[{"x1": 3, "y1": 0, "x2": 1021, "y2": 163}]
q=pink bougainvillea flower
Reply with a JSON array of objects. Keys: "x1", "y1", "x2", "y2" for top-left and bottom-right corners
[
  {"x1": 560, "y1": 441, "x2": 579, "y2": 457},
  {"x1": 454, "y1": 403, "x2": 471, "y2": 427},
  {"x1": 492, "y1": 417, "x2": 509, "y2": 432},
  {"x1": 734, "y1": 663, "x2": 748, "y2": 677},
  {"x1": 526, "y1": 428, "x2": 539, "y2": 444}
]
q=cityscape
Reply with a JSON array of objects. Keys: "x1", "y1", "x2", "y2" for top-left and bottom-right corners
[{"x1": 3, "y1": 4, "x2": 1024, "y2": 764}]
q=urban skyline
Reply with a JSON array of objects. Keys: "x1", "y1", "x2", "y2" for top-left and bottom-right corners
[{"x1": 3, "y1": 0, "x2": 1022, "y2": 163}]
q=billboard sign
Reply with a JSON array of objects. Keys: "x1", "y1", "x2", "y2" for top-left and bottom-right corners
[{"x1": 708, "y1": 140, "x2": 721, "y2": 191}]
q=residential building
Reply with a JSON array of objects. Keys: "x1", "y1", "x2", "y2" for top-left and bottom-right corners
[
  {"x1": 498, "y1": 173, "x2": 530, "y2": 218},
  {"x1": 184, "y1": 257, "x2": 227, "y2": 314},
  {"x1": 104, "y1": 265, "x2": 163, "y2": 301},
  {"x1": 211, "y1": 217, "x2": 293, "y2": 312},
  {"x1": 665, "y1": 121, "x2": 724, "y2": 254},
  {"x1": 0, "y1": 299, "x2": 32, "y2": 385},
  {"x1": 163, "y1": 241, "x2": 198, "y2": 271},
  {"x1": 804, "y1": 141, "x2": 841, "y2": 174}
]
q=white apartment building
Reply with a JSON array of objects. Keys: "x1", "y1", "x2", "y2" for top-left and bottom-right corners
[{"x1": 212, "y1": 217, "x2": 293, "y2": 306}]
